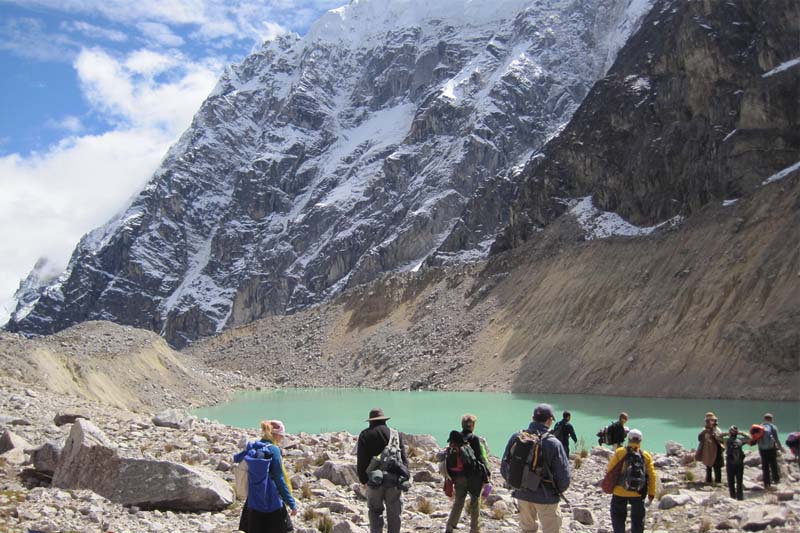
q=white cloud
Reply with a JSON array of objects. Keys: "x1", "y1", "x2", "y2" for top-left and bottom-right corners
[
  {"x1": 75, "y1": 47, "x2": 218, "y2": 130},
  {"x1": 124, "y1": 48, "x2": 179, "y2": 76},
  {"x1": 61, "y1": 20, "x2": 129, "y2": 42},
  {"x1": 259, "y1": 21, "x2": 289, "y2": 42},
  {"x1": 137, "y1": 21, "x2": 185, "y2": 47},
  {"x1": 45, "y1": 115, "x2": 85, "y2": 133},
  {"x1": 0, "y1": 47, "x2": 220, "y2": 323}
]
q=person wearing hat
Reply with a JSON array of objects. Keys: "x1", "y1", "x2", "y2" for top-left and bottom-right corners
[
  {"x1": 356, "y1": 408, "x2": 408, "y2": 533},
  {"x1": 697, "y1": 415, "x2": 724, "y2": 485},
  {"x1": 500, "y1": 403, "x2": 570, "y2": 533},
  {"x1": 724, "y1": 425, "x2": 747, "y2": 500},
  {"x1": 606, "y1": 429, "x2": 657, "y2": 533}
]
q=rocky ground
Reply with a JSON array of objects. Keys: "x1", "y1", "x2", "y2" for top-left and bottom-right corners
[{"x1": 1, "y1": 373, "x2": 798, "y2": 533}]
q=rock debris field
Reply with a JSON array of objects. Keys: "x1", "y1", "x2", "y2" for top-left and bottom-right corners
[{"x1": 1, "y1": 375, "x2": 799, "y2": 533}]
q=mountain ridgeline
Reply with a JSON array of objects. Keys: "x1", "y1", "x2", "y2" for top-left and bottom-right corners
[
  {"x1": 6, "y1": 0, "x2": 800, "y2": 379},
  {"x1": 6, "y1": 0, "x2": 654, "y2": 346}
]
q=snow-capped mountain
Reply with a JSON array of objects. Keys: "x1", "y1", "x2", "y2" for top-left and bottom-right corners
[{"x1": 6, "y1": 0, "x2": 655, "y2": 347}]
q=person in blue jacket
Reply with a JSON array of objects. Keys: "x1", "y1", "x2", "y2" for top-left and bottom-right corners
[
  {"x1": 501, "y1": 403, "x2": 571, "y2": 533},
  {"x1": 234, "y1": 420, "x2": 298, "y2": 533}
]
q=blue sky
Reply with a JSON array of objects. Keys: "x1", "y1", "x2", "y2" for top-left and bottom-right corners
[{"x1": 0, "y1": 0, "x2": 345, "y2": 322}]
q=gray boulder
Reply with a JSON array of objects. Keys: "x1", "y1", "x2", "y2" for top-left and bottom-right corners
[
  {"x1": 741, "y1": 506, "x2": 788, "y2": 531},
  {"x1": 572, "y1": 507, "x2": 595, "y2": 525},
  {"x1": 591, "y1": 446, "x2": 614, "y2": 459},
  {"x1": 111, "y1": 458, "x2": 234, "y2": 511},
  {"x1": 0, "y1": 429, "x2": 31, "y2": 455},
  {"x1": 53, "y1": 419, "x2": 233, "y2": 511},
  {"x1": 664, "y1": 441, "x2": 684, "y2": 456},
  {"x1": 152, "y1": 409, "x2": 194, "y2": 430},
  {"x1": 52, "y1": 418, "x2": 117, "y2": 494},
  {"x1": 658, "y1": 493, "x2": 692, "y2": 510},
  {"x1": 314, "y1": 460, "x2": 359, "y2": 486},
  {"x1": 744, "y1": 453, "x2": 761, "y2": 467},
  {"x1": 412, "y1": 469, "x2": 441, "y2": 483},
  {"x1": 332, "y1": 520, "x2": 367, "y2": 533},
  {"x1": 53, "y1": 413, "x2": 88, "y2": 426},
  {"x1": 401, "y1": 433, "x2": 439, "y2": 451},
  {"x1": 31, "y1": 440, "x2": 63, "y2": 474}
]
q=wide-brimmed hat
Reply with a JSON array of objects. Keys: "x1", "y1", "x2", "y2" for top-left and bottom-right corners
[
  {"x1": 270, "y1": 420, "x2": 286, "y2": 436},
  {"x1": 366, "y1": 408, "x2": 390, "y2": 422}
]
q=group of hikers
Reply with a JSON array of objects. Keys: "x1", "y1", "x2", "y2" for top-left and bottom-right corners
[{"x1": 232, "y1": 405, "x2": 796, "y2": 533}]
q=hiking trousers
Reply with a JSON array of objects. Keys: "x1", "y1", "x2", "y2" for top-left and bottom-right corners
[
  {"x1": 726, "y1": 462, "x2": 744, "y2": 500},
  {"x1": 366, "y1": 485, "x2": 402, "y2": 533},
  {"x1": 518, "y1": 500, "x2": 561, "y2": 533},
  {"x1": 445, "y1": 474, "x2": 482, "y2": 533},
  {"x1": 759, "y1": 449, "x2": 780, "y2": 487},
  {"x1": 610, "y1": 494, "x2": 645, "y2": 533}
]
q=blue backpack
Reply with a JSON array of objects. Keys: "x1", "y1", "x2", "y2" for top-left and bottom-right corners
[{"x1": 235, "y1": 441, "x2": 284, "y2": 513}]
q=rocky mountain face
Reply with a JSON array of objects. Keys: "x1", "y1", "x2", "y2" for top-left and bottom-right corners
[
  {"x1": 181, "y1": 0, "x2": 799, "y2": 401},
  {"x1": 5, "y1": 0, "x2": 655, "y2": 347},
  {"x1": 497, "y1": 0, "x2": 800, "y2": 248}
]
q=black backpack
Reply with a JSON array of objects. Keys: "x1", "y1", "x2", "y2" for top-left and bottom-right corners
[
  {"x1": 504, "y1": 430, "x2": 551, "y2": 491},
  {"x1": 726, "y1": 438, "x2": 744, "y2": 466},
  {"x1": 446, "y1": 438, "x2": 478, "y2": 473},
  {"x1": 553, "y1": 421, "x2": 568, "y2": 442},
  {"x1": 618, "y1": 447, "x2": 647, "y2": 493}
]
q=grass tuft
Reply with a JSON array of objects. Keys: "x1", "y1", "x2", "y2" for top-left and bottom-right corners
[
  {"x1": 417, "y1": 497, "x2": 433, "y2": 515},
  {"x1": 316, "y1": 515, "x2": 333, "y2": 533}
]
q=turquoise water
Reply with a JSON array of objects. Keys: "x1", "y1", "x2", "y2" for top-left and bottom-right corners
[{"x1": 193, "y1": 389, "x2": 800, "y2": 455}]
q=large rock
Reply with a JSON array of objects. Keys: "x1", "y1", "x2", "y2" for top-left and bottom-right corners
[
  {"x1": 591, "y1": 446, "x2": 614, "y2": 459},
  {"x1": 332, "y1": 520, "x2": 367, "y2": 533},
  {"x1": 30, "y1": 441, "x2": 63, "y2": 475},
  {"x1": 0, "y1": 429, "x2": 31, "y2": 455},
  {"x1": 664, "y1": 441, "x2": 684, "y2": 457},
  {"x1": 53, "y1": 413, "x2": 89, "y2": 426},
  {"x1": 53, "y1": 419, "x2": 232, "y2": 511},
  {"x1": 741, "y1": 506, "x2": 788, "y2": 531},
  {"x1": 658, "y1": 493, "x2": 692, "y2": 510},
  {"x1": 572, "y1": 507, "x2": 595, "y2": 525},
  {"x1": 111, "y1": 458, "x2": 234, "y2": 511},
  {"x1": 401, "y1": 434, "x2": 439, "y2": 451},
  {"x1": 52, "y1": 418, "x2": 117, "y2": 493},
  {"x1": 314, "y1": 461, "x2": 359, "y2": 486},
  {"x1": 152, "y1": 409, "x2": 194, "y2": 430}
]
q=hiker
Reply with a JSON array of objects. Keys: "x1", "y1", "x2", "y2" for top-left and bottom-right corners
[
  {"x1": 606, "y1": 429, "x2": 656, "y2": 533},
  {"x1": 500, "y1": 403, "x2": 570, "y2": 533},
  {"x1": 697, "y1": 415, "x2": 724, "y2": 484},
  {"x1": 724, "y1": 425, "x2": 747, "y2": 500},
  {"x1": 749, "y1": 413, "x2": 785, "y2": 489},
  {"x1": 356, "y1": 408, "x2": 410, "y2": 533},
  {"x1": 234, "y1": 420, "x2": 298, "y2": 533},
  {"x1": 552, "y1": 411, "x2": 578, "y2": 456},
  {"x1": 786, "y1": 432, "x2": 800, "y2": 467},
  {"x1": 598, "y1": 412, "x2": 629, "y2": 448},
  {"x1": 444, "y1": 414, "x2": 491, "y2": 533}
]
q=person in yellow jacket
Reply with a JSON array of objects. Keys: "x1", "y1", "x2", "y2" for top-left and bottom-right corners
[{"x1": 606, "y1": 429, "x2": 656, "y2": 533}]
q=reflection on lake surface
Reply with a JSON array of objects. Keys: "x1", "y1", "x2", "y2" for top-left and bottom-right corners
[{"x1": 193, "y1": 389, "x2": 800, "y2": 454}]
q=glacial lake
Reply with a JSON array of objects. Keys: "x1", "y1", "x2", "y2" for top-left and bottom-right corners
[{"x1": 193, "y1": 389, "x2": 800, "y2": 455}]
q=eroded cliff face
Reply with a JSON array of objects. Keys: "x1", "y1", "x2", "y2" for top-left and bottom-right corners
[
  {"x1": 182, "y1": 0, "x2": 800, "y2": 400},
  {"x1": 498, "y1": 0, "x2": 800, "y2": 249},
  {"x1": 6, "y1": 0, "x2": 653, "y2": 347},
  {"x1": 187, "y1": 170, "x2": 799, "y2": 400}
]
